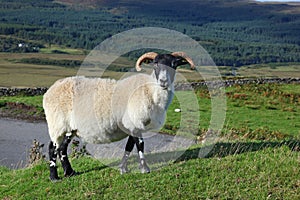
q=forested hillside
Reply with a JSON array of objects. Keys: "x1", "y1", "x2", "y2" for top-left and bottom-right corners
[{"x1": 0, "y1": 0, "x2": 300, "y2": 66}]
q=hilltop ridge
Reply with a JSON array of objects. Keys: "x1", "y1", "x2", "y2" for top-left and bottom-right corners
[{"x1": 0, "y1": 0, "x2": 300, "y2": 66}]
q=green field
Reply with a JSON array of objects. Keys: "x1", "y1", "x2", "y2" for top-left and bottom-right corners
[
  {"x1": 0, "y1": 53, "x2": 80, "y2": 87},
  {"x1": 1, "y1": 52, "x2": 300, "y2": 88},
  {"x1": 0, "y1": 52, "x2": 213, "y2": 87},
  {"x1": 0, "y1": 52, "x2": 136, "y2": 87},
  {"x1": 0, "y1": 79, "x2": 299, "y2": 199},
  {"x1": 237, "y1": 63, "x2": 300, "y2": 78},
  {"x1": 166, "y1": 83, "x2": 300, "y2": 140}
]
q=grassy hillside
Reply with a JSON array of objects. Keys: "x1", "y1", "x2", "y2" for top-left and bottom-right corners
[
  {"x1": 0, "y1": 77, "x2": 299, "y2": 199},
  {"x1": 0, "y1": 144, "x2": 299, "y2": 199}
]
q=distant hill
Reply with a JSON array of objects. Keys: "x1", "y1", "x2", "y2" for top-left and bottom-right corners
[
  {"x1": 55, "y1": 0, "x2": 300, "y2": 14},
  {"x1": 0, "y1": 0, "x2": 300, "y2": 66},
  {"x1": 56, "y1": 0, "x2": 116, "y2": 8}
]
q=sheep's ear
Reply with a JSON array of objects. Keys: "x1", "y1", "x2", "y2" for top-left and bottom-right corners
[
  {"x1": 171, "y1": 52, "x2": 195, "y2": 69},
  {"x1": 171, "y1": 58, "x2": 188, "y2": 69}
]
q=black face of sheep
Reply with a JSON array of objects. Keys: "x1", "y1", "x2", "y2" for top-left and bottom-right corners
[
  {"x1": 153, "y1": 63, "x2": 175, "y2": 89},
  {"x1": 136, "y1": 52, "x2": 195, "y2": 90},
  {"x1": 153, "y1": 55, "x2": 180, "y2": 89}
]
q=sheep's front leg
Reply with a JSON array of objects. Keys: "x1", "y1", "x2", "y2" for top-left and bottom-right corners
[
  {"x1": 120, "y1": 136, "x2": 134, "y2": 174},
  {"x1": 58, "y1": 135, "x2": 76, "y2": 177},
  {"x1": 120, "y1": 136, "x2": 150, "y2": 174},
  {"x1": 135, "y1": 137, "x2": 150, "y2": 174}
]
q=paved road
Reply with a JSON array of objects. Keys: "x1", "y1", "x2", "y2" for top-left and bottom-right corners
[
  {"x1": 0, "y1": 118, "x2": 49, "y2": 169},
  {"x1": 0, "y1": 118, "x2": 195, "y2": 170}
]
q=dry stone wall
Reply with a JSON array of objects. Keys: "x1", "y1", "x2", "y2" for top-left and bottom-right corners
[
  {"x1": 0, "y1": 87, "x2": 48, "y2": 96},
  {"x1": 0, "y1": 78, "x2": 299, "y2": 96}
]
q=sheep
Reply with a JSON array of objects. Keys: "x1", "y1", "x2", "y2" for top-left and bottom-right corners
[{"x1": 43, "y1": 51, "x2": 195, "y2": 181}]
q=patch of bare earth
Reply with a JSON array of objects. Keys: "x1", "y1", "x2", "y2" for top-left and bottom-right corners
[{"x1": 0, "y1": 102, "x2": 45, "y2": 122}]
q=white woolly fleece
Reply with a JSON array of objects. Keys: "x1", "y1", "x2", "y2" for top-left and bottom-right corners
[{"x1": 43, "y1": 73, "x2": 173, "y2": 147}]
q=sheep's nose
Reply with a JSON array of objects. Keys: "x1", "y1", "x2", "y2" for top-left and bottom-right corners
[{"x1": 160, "y1": 79, "x2": 168, "y2": 89}]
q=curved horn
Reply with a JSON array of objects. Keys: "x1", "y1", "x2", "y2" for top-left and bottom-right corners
[
  {"x1": 135, "y1": 52, "x2": 158, "y2": 71},
  {"x1": 171, "y1": 52, "x2": 196, "y2": 69}
]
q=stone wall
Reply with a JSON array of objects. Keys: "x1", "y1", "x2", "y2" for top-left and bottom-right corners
[
  {"x1": 0, "y1": 78, "x2": 299, "y2": 96},
  {"x1": 0, "y1": 87, "x2": 48, "y2": 96},
  {"x1": 175, "y1": 77, "x2": 300, "y2": 90}
]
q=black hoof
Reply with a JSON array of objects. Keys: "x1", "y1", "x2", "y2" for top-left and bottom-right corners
[{"x1": 49, "y1": 166, "x2": 60, "y2": 182}]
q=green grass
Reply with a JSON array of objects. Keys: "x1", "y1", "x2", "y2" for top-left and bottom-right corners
[
  {"x1": 223, "y1": 83, "x2": 300, "y2": 138},
  {"x1": 0, "y1": 95, "x2": 43, "y2": 108},
  {"x1": 164, "y1": 83, "x2": 300, "y2": 139},
  {"x1": 39, "y1": 46, "x2": 87, "y2": 55},
  {"x1": 0, "y1": 144, "x2": 299, "y2": 199},
  {"x1": 0, "y1": 95, "x2": 45, "y2": 119}
]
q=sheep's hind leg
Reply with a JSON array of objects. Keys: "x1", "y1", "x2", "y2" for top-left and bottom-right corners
[
  {"x1": 48, "y1": 141, "x2": 60, "y2": 181},
  {"x1": 58, "y1": 134, "x2": 77, "y2": 177}
]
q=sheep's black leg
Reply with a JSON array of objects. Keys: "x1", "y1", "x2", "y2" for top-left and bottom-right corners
[
  {"x1": 125, "y1": 135, "x2": 136, "y2": 152},
  {"x1": 133, "y1": 137, "x2": 150, "y2": 174},
  {"x1": 58, "y1": 135, "x2": 76, "y2": 177},
  {"x1": 120, "y1": 136, "x2": 135, "y2": 174},
  {"x1": 49, "y1": 141, "x2": 59, "y2": 181}
]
